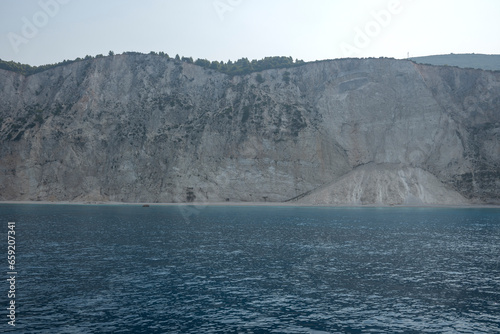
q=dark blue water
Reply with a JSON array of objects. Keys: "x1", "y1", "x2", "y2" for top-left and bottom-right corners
[{"x1": 1, "y1": 204, "x2": 499, "y2": 333}]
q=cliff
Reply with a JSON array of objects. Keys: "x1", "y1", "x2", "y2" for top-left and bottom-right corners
[
  {"x1": 0, "y1": 55, "x2": 499, "y2": 205},
  {"x1": 410, "y1": 53, "x2": 500, "y2": 71}
]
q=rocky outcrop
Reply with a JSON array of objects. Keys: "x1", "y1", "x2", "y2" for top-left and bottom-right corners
[{"x1": 0, "y1": 55, "x2": 499, "y2": 204}]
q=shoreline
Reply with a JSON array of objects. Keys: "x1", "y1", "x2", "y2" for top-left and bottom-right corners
[{"x1": 0, "y1": 200, "x2": 499, "y2": 209}]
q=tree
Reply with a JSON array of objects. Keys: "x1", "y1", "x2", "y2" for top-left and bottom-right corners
[
  {"x1": 195, "y1": 58, "x2": 211, "y2": 68},
  {"x1": 108, "y1": 50, "x2": 114, "y2": 56},
  {"x1": 209, "y1": 60, "x2": 220, "y2": 70},
  {"x1": 159, "y1": 51, "x2": 169, "y2": 59}
]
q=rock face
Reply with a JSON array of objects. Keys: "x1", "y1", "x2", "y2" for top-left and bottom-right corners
[
  {"x1": 0, "y1": 55, "x2": 499, "y2": 204},
  {"x1": 297, "y1": 163, "x2": 469, "y2": 206}
]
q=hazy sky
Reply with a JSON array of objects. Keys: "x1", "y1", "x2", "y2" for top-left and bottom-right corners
[{"x1": 1, "y1": 0, "x2": 499, "y2": 66}]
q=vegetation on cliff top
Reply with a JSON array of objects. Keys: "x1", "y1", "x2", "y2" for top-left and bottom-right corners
[
  {"x1": 2, "y1": 52, "x2": 497, "y2": 77},
  {"x1": 0, "y1": 51, "x2": 306, "y2": 77}
]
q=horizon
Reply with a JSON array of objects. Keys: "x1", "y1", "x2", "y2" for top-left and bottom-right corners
[
  {"x1": 2, "y1": 51, "x2": 499, "y2": 69},
  {"x1": 1, "y1": 0, "x2": 499, "y2": 66}
]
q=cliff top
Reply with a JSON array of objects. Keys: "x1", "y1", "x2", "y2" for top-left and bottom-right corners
[
  {"x1": 0, "y1": 53, "x2": 306, "y2": 77},
  {"x1": 2, "y1": 52, "x2": 499, "y2": 78},
  {"x1": 410, "y1": 53, "x2": 500, "y2": 71}
]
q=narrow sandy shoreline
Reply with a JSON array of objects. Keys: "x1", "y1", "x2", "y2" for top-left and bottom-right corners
[{"x1": 0, "y1": 200, "x2": 498, "y2": 209}]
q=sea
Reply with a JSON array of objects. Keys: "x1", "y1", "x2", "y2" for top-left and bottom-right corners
[{"x1": 1, "y1": 204, "x2": 499, "y2": 333}]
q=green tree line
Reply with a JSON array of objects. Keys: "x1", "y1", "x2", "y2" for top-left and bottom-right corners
[
  {"x1": 194, "y1": 56, "x2": 305, "y2": 75},
  {"x1": 0, "y1": 52, "x2": 306, "y2": 77},
  {"x1": 0, "y1": 58, "x2": 77, "y2": 76}
]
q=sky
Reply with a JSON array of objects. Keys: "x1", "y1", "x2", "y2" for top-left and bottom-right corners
[{"x1": 0, "y1": 0, "x2": 499, "y2": 66}]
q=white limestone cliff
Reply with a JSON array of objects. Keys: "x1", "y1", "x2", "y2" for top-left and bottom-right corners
[{"x1": 0, "y1": 55, "x2": 499, "y2": 204}]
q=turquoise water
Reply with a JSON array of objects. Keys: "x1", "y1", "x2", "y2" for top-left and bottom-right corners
[{"x1": 1, "y1": 204, "x2": 500, "y2": 333}]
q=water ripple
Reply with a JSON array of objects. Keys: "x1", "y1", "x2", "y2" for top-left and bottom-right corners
[{"x1": 2, "y1": 205, "x2": 499, "y2": 333}]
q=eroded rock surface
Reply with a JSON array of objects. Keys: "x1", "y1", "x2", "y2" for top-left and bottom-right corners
[
  {"x1": 297, "y1": 163, "x2": 469, "y2": 206},
  {"x1": 0, "y1": 55, "x2": 499, "y2": 204}
]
